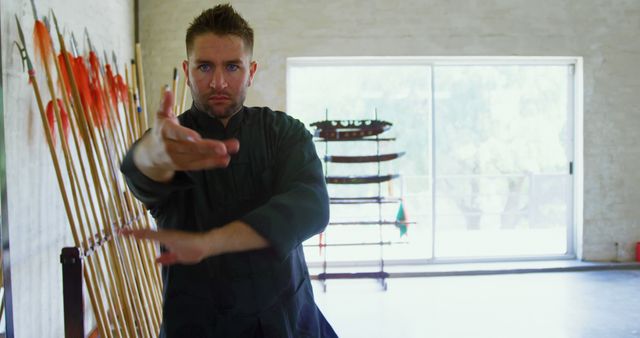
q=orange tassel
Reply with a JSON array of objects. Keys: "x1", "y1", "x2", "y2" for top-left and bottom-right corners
[{"x1": 33, "y1": 20, "x2": 53, "y2": 69}]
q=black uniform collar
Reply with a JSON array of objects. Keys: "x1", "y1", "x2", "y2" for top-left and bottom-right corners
[{"x1": 190, "y1": 104, "x2": 246, "y2": 138}]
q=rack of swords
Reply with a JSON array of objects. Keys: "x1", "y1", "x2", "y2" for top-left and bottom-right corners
[
  {"x1": 309, "y1": 111, "x2": 414, "y2": 291},
  {"x1": 13, "y1": 3, "x2": 176, "y2": 337}
]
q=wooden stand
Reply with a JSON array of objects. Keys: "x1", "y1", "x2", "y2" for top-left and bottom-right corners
[{"x1": 60, "y1": 247, "x2": 84, "y2": 338}]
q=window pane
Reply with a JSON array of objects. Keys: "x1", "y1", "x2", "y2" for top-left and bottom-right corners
[
  {"x1": 287, "y1": 62, "x2": 433, "y2": 264},
  {"x1": 434, "y1": 65, "x2": 572, "y2": 257}
]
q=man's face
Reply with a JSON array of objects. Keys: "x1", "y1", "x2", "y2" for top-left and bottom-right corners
[{"x1": 183, "y1": 33, "x2": 257, "y2": 124}]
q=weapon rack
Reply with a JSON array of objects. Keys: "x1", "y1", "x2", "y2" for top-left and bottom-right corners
[
  {"x1": 310, "y1": 111, "x2": 409, "y2": 291},
  {"x1": 60, "y1": 243, "x2": 103, "y2": 338}
]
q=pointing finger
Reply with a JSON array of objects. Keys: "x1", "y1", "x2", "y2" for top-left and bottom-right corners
[{"x1": 157, "y1": 88, "x2": 175, "y2": 119}]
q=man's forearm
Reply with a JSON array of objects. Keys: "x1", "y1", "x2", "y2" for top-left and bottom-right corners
[{"x1": 205, "y1": 220, "x2": 270, "y2": 256}]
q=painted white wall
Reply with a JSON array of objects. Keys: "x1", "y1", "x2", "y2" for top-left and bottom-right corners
[
  {"x1": 1, "y1": 0, "x2": 134, "y2": 336},
  {"x1": 139, "y1": 0, "x2": 640, "y2": 262}
]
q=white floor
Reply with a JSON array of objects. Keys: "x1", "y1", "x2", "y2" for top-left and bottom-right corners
[{"x1": 312, "y1": 268, "x2": 640, "y2": 338}]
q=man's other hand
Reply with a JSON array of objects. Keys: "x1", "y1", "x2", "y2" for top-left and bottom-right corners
[{"x1": 121, "y1": 227, "x2": 210, "y2": 265}]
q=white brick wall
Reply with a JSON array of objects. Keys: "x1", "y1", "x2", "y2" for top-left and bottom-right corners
[
  {"x1": 1, "y1": 0, "x2": 134, "y2": 336},
  {"x1": 139, "y1": 0, "x2": 640, "y2": 262}
]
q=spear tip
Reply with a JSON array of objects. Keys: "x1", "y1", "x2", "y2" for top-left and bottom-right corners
[
  {"x1": 14, "y1": 15, "x2": 26, "y2": 46},
  {"x1": 70, "y1": 32, "x2": 80, "y2": 57},
  {"x1": 85, "y1": 28, "x2": 96, "y2": 53},
  {"x1": 29, "y1": 0, "x2": 38, "y2": 21},
  {"x1": 50, "y1": 9, "x2": 61, "y2": 34},
  {"x1": 13, "y1": 15, "x2": 33, "y2": 71},
  {"x1": 43, "y1": 16, "x2": 51, "y2": 33},
  {"x1": 112, "y1": 51, "x2": 120, "y2": 74}
]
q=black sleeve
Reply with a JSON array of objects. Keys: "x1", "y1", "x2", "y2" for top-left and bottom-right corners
[{"x1": 240, "y1": 116, "x2": 329, "y2": 260}]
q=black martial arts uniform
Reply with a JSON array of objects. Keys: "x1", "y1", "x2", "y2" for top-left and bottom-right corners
[{"x1": 121, "y1": 106, "x2": 338, "y2": 338}]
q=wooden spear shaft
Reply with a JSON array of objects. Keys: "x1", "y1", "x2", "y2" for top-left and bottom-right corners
[
  {"x1": 97, "y1": 123, "x2": 156, "y2": 336},
  {"x1": 59, "y1": 62, "x2": 132, "y2": 338},
  {"x1": 121, "y1": 191, "x2": 163, "y2": 318},
  {"x1": 42, "y1": 35, "x2": 122, "y2": 338},
  {"x1": 171, "y1": 67, "x2": 178, "y2": 114},
  {"x1": 18, "y1": 33, "x2": 120, "y2": 338},
  {"x1": 16, "y1": 15, "x2": 116, "y2": 337},
  {"x1": 83, "y1": 94, "x2": 144, "y2": 338},
  {"x1": 34, "y1": 20, "x2": 89, "y2": 248},
  {"x1": 84, "y1": 53, "x2": 164, "y2": 336},
  {"x1": 100, "y1": 79, "x2": 163, "y2": 331},
  {"x1": 52, "y1": 54, "x2": 129, "y2": 338},
  {"x1": 130, "y1": 60, "x2": 144, "y2": 138},
  {"x1": 92, "y1": 114, "x2": 146, "y2": 337},
  {"x1": 135, "y1": 44, "x2": 148, "y2": 130},
  {"x1": 52, "y1": 15, "x2": 137, "y2": 337},
  {"x1": 55, "y1": 68, "x2": 125, "y2": 338},
  {"x1": 55, "y1": 51, "x2": 134, "y2": 338},
  {"x1": 124, "y1": 66, "x2": 136, "y2": 147},
  {"x1": 89, "y1": 36, "x2": 163, "y2": 337},
  {"x1": 178, "y1": 73, "x2": 189, "y2": 115},
  {"x1": 122, "y1": 190, "x2": 163, "y2": 303},
  {"x1": 89, "y1": 76, "x2": 158, "y2": 336}
]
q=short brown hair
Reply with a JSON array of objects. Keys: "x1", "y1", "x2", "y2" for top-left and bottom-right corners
[{"x1": 185, "y1": 4, "x2": 254, "y2": 56}]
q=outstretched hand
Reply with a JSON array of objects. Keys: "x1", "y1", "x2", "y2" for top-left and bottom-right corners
[
  {"x1": 134, "y1": 90, "x2": 239, "y2": 182},
  {"x1": 121, "y1": 227, "x2": 210, "y2": 265}
]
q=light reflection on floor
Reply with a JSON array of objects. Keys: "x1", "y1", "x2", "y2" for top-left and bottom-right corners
[{"x1": 313, "y1": 270, "x2": 640, "y2": 338}]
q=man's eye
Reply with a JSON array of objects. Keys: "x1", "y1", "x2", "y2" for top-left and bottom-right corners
[
  {"x1": 198, "y1": 64, "x2": 211, "y2": 72},
  {"x1": 226, "y1": 64, "x2": 240, "y2": 71}
]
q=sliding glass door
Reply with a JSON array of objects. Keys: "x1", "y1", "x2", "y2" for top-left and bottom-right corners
[{"x1": 287, "y1": 58, "x2": 577, "y2": 264}]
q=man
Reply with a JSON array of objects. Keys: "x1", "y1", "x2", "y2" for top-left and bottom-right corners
[{"x1": 120, "y1": 4, "x2": 337, "y2": 337}]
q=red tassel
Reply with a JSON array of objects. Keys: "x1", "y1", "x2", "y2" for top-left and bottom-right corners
[
  {"x1": 44, "y1": 99, "x2": 70, "y2": 146},
  {"x1": 33, "y1": 20, "x2": 53, "y2": 69},
  {"x1": 45, "y1": 99, "x2": 57, "y2": 146},
  {"x1": 73, "y1": 56, "x2": 94, "y2": 125},
  {"x1": 105, "y1": 64, "x2": 118, "y2": 108},
  {"x1": 88, "y1": 52, "x2": 101, "y2": 82},
  {"x1": 57, "y1": 52, "x2": 73, "y2": 98},
  {"x1": 88, "y1": 53, "x2": 109, "y2": 128},
  {"x1": 90, "y1": 78, "x2": 106, "y2": 128},
  {"x1": 58, "y1": 99, "x2": 70, "y2": 143},
  {"x1": 115, "y1": 74, "x2": 128, "y2": 105}
]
